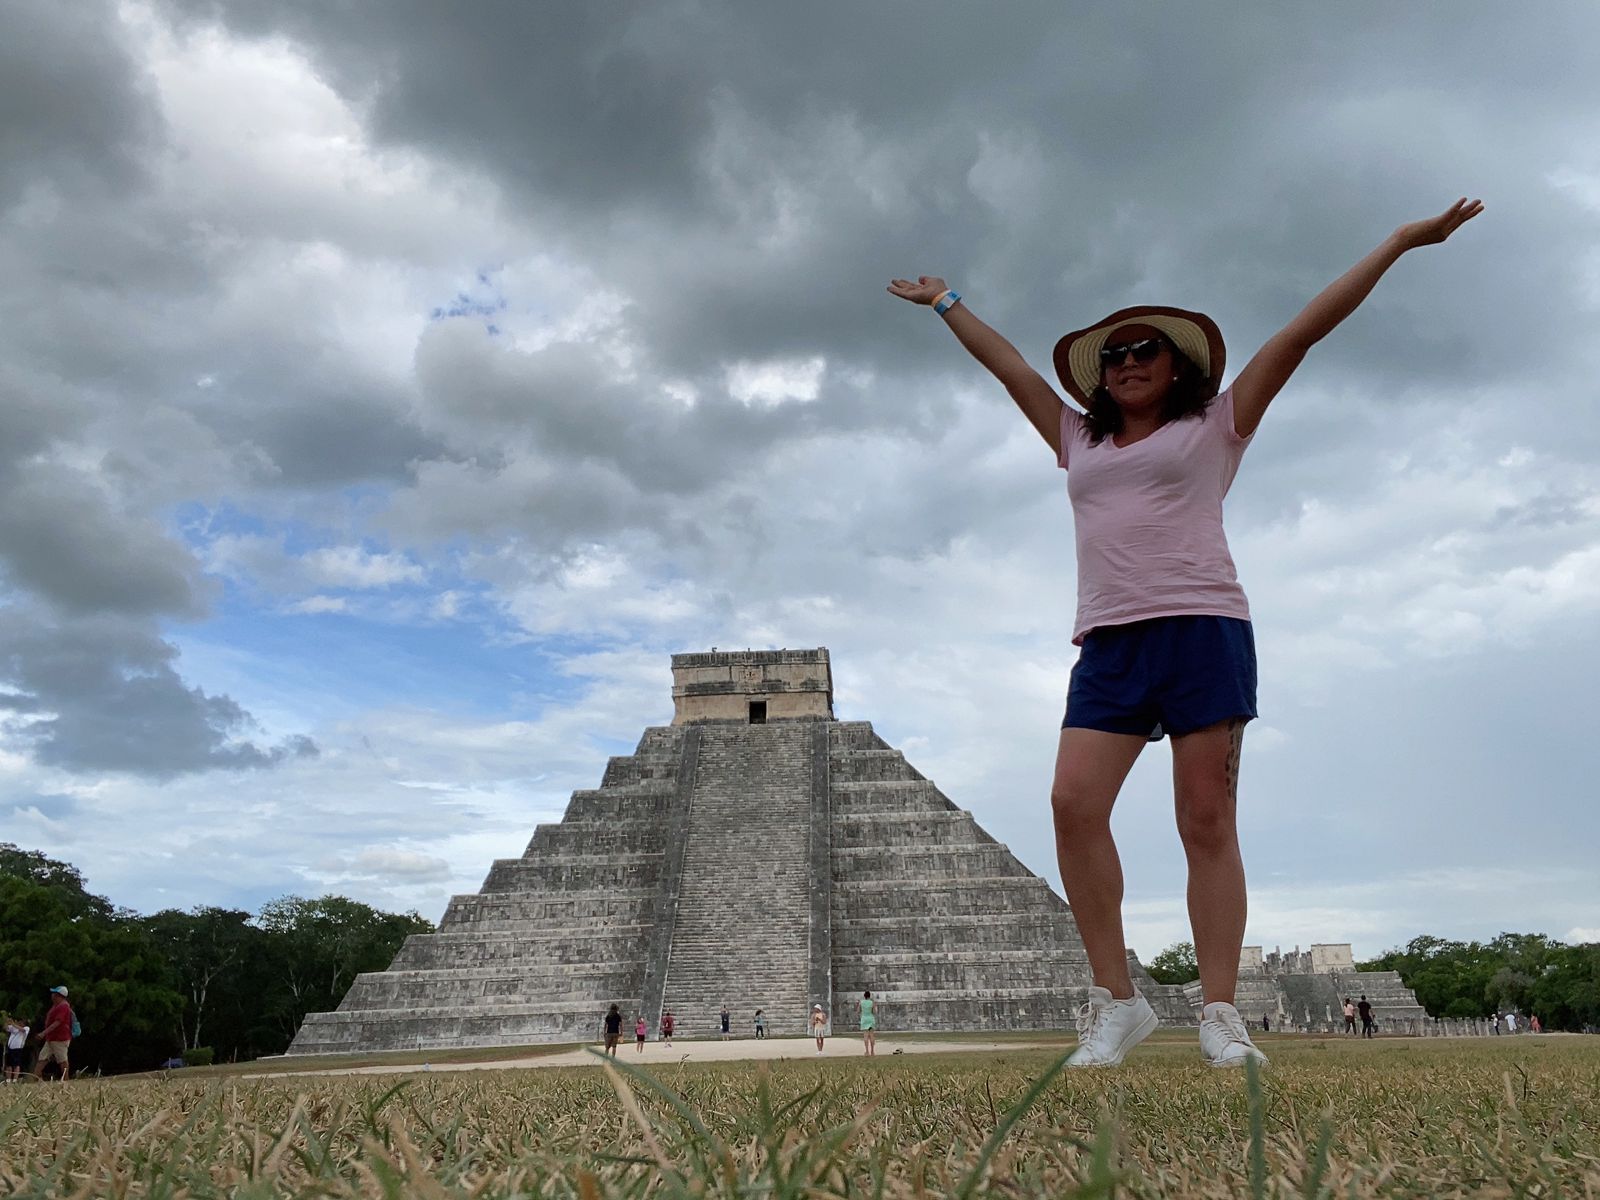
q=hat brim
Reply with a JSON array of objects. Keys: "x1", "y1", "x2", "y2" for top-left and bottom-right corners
[{"x1": 1052, "y1": 305, "x2": 1225, "y2": 408}]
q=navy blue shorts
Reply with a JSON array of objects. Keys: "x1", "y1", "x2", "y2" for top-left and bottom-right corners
[{"x1": 1063, "y1": 615, "x2": 1257, "y2": 741}]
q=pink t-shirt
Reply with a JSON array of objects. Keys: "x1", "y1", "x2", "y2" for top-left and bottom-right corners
[{"x1": 1058, "y1": 387, "x2": 1253, "y2": 645}]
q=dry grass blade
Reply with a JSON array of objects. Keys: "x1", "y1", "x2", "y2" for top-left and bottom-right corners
[{"x1": 2, "y1": 1036, "x2": 1598, "y2": 1197}]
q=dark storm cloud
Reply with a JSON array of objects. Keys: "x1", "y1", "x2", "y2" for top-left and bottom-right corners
[
  {"x1": 0, "y1": 460, "x2": 209, "y2": 618},
  {"x1": 0, "y1": 1, "x2": 330, "y2": 774},
  {"x1": 0, "y1": 0, "x2": 160, "y2": 208},
  {"x1": 0, "y1": 606, "x2": 317, "y2": 777},
  {"x1": 154, "y1": 1, "x2": 1600, "y2": 403}
]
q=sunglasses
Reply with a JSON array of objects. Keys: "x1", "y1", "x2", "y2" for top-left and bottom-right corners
[{"x1": 1098, "y1": 337, "x2": 1166, "y2": 367}]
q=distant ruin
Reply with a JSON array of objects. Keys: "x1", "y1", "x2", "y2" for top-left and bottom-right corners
[{"x1": 1189, "y1": 943, "x2": 1430, "y2": 1033}]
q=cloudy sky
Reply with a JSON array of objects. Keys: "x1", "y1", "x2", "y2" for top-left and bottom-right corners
[{"x1": 4, "y1": 1, "x2": 1598, "y2": 963}]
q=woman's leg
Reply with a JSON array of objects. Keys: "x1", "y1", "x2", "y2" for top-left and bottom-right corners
[
  {"x1": 1051, "y1": 727, "x2": 1149, "y2": 997},
  {"x1": 1171, "y1": 718, "x2": 1248, "y2": 1006}
]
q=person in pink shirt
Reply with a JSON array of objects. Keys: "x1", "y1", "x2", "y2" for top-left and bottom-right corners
[{"x1": 889, "y1": 197, "x2": 1482, "y2": 1068}]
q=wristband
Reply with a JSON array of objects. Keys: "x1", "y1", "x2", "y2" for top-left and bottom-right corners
[{"x1": 933, "y1": 289, "x2": 961, "y2": 316}]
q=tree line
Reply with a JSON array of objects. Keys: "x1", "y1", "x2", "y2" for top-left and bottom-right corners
[
  {"x1": 1, "y1": 843, "x2": 431, "y2": 1074},
  {"x1": 1145, "y1": 932, "x2": 1600, "y2": 1031}
]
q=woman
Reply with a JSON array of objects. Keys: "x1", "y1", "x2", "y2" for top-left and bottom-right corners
[
  {"x1": 889, "y1": 198, "x2": 1481, "y2": 1068},
  {"x1": 859, "y1": 990, "x2": 877, "y2": 1057},
  {"x1": 810, "y1": 1003, "x2": 828, "y2": 1054},
  {"x1": 634, "y1": 1013, "x2": 647, "y2": 1053}
]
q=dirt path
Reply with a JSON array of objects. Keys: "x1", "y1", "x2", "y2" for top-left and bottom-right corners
[{"x1": 257, "y1": 1036, "x2": 1060, "y2": 1078}]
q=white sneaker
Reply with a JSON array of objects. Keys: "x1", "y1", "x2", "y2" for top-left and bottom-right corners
[
  {"x1": 1067, "y1": 986, "x2": 1158, "y2": 1067},
  {"x1": 1199, "y1": 1002, "x2": 1270, "y2": 1068}
]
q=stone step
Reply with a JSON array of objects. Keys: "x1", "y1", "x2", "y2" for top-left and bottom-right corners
[
  {"x1": 828, "y1": 749, "x2": 923, "y2": 783},
  {"x1": 340, "y1": 964, "x2": 645, "y2": 1010},
  {"x1": 392, "y1": 927, "x2": 653, "y2": 970},
  {"x1": 832, "y1": 876, "x2": 1066, "y2": 919},
  {"x1": 834, "y1": 953, "x2": 1090, "y2": 993},
  {"x1": 440, "y1": 891, "x2": 654, "y2": 929},
  {"x1": 832, "y1": 811, "x2": 991, "y2": 848},
  {"x1": 562, "y1": 789, "x2": 681, "y2": 821},
  {"x1": 288, "y1": 1000, "x2": 645, "y2": 1054},
  {"x1": 830, "y1": 845, "x2": 1030, "y2": 880},
  {"x1": 481, "y1": 853, "x2": 663, "y2": 893},
  {"x1": 834, "y1": 915, "x2": 1084, "y2": 954},
  {"x1": 829, "y1": 723, "x2": 888, "y2": 752},
  {"x1": 633, "y1": 726, "x2": 685, "y2": 757},
  {"x1": 830, "y1": 783, "x2": 957, "y2": 815},
  {"x1": 601, "y1": 755, "x2": 683, "y2": 787},
  {"x1": 525, "y1": 822, "x2": 669, "y2": 857}
]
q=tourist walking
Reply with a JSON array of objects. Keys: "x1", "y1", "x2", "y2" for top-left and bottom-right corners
[
  {"x1": 1506, "y1": 1012, "x2": 1518, "y2": 1034},
  {"x1": 4, "y1": 1014, "x2": 28, "y2": 1082},
  {"x1": 890, "y1": 198, "x2": 1481, "y2": 1070},
  {"x1": 810, "y1": 1004, "x2": 828, "y2": 1054},
  {"x1": 1260, "y1": 1013, "x2": 1269, "y2": 1033},
  {"x1": 35, "y1": 986, "x2": 74, "y2": 1082},
  {"x1": 661, "y1": 1009, "x2": 675, "y2": 1047},
  {"x1": 754, "y1": 1009, "x2": 766, "y2": 1039},
  {"x1": 1530, "y1": 1014, "x2": 1542, "y2": 1034},
  {"x1": 719, "y1": 1005, "x2": 731, "y2": 1041},
  {"x1": 1343, "y1": 997, "x2": 1357, "y2": 1035},
  {"x1": 1358, "y1": 996, "x2": 1375, "y2": 1038},
  {"x1": 635, "y1": 1014, "x2": 647, "y2": 1053},
  {"x1": 602, "y1": 1004, "x2": 622, "y2": 1057},
  {"x1": 859, "y1": 990, "x2": 877, "y2": 1057}
]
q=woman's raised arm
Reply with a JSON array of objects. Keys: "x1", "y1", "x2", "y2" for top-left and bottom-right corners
[
  {"x1": 1231, "y1": 198, "x2": 1484, "y2": 438},
  {"x1": 888, "y1": 275, "x2": 1067, "y2": 457}
]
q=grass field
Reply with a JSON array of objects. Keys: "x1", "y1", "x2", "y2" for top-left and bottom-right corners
[{"x1": 3, "y1": 1034, "x2": 1597, "y2": 1198}]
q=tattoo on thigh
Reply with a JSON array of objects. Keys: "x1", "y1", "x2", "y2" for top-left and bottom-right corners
[{"x1": 1224, "y1": 719, "x2": 1245, "y2": 800}]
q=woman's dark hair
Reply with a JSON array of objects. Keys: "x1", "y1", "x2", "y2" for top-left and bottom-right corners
[
  {"x1": 863, "y1": 990, "x2": 871, "y2": 998},
  {"x1": 1084, "y1": 340, "x2": 1215, "y2": 444}
]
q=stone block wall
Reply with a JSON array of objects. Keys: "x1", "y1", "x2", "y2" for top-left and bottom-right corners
[{"x1": 671, "y1": 648, "x2": 834, "y2": 724}]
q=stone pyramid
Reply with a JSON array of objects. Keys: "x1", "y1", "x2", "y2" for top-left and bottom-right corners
[{"x1": 288, "y1": 648, "x2": 1189, "y2": 1054}]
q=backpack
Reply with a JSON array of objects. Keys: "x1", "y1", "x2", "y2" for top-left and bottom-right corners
[{"x1": 71, "y1": 1013, "x2": 81, "y2": 1039}]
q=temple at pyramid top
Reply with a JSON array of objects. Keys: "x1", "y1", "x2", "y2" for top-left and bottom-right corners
[{"x1": 670, "y1": 648, "x2": 834, "y2": 724}]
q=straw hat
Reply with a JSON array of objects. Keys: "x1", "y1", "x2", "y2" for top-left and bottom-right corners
[{"x1": 1052, "y1": 305, "x2": 1225, "y2": 407}]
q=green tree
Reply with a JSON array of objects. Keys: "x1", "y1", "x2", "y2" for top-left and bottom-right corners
[
  {"x1": 141, "y1": 907, "x2": 262, "y2": 1051},
  {"x1": 1147, "y1": 941, "x2": 1198, "y2": 985},
  {"x1": 254, "y1": 895, "x2": 433, "y2": 1049},
  {"x1": 0, "y1": 873, "x2": 182, "y2": 1073},
  {"x1": 1360, "y1": 931, "x2": 1600, "y2": 1029}
]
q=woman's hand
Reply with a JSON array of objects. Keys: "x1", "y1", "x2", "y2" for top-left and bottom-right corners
[
  {"x1": 887, "y1": 275, "x2": 949, "y2": 304},
  {"x1": 1393, "y1": 198, "x2": 1484, "y2": 251}
]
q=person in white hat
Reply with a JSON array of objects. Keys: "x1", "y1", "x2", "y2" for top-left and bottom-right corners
[
  {"x1": 888, "y1": 198, "x2": 1482, "y2": 1068},
  {"x1": 810, "y1": 1004, "x2": 828, "y2": 1054}
]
